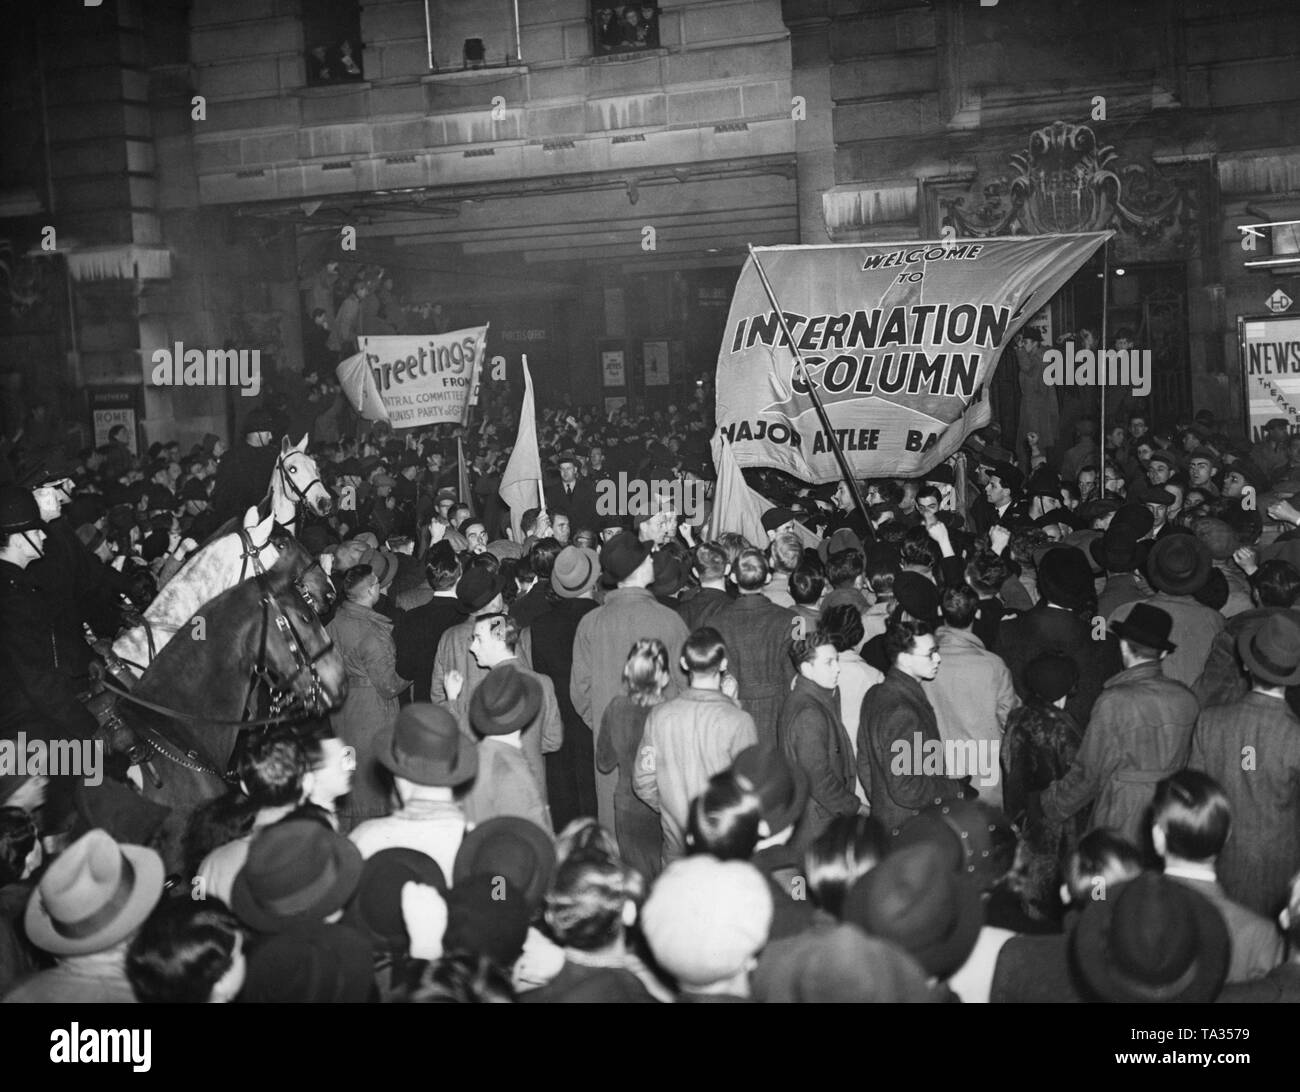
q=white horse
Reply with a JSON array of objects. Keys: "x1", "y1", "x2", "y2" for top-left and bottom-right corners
[
  {"x1": 269, "y1": 433, "x2": 333, "y2": 531},
  {"x1": 111, "y1": 436, "x2": 334, "y2": 674}
]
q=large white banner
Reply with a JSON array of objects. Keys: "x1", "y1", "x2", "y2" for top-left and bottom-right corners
[
  {"x1": 336, "y1": 327, "x2": 488, "y2": 429},
  {"x1": 715, "y1": 235, "x2": 1110, "y2": 481}
]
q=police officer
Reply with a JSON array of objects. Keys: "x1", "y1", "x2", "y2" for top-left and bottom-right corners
[{"x1": 0, "y1": 485, "x2": 97, "y2": 744}]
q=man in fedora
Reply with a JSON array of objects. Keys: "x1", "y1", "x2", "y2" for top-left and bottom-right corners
[
  {"x1": 467, "y1": 611, "x2": 561, "y2": 805},
  {"x1": 1192, "y1": 612, "x2": 1300, "y2": 918},
  {"x1": 545, "y1": 450, "x2": 597, "y2": 533},
  {"x1": 4, "y1": 829, "x2": 164, "y2": 1003},
  {"x1": 529, "y1": 545, "x2": 602, "y2": 831},
  {"x1": 231, "y1": 818, "x2": 363, "y2": 938},
  {"x1": 463, "y1": 664, "x2": 552, "y2": 833},
  {"x1": 574, "y1": 531, "x2": 689, "y2": 831},
  {"x1": 1109, "y1": 533, "x2": 1223, "y2": 689},
  {"x1": 1071, "y1": 871, "x2": 1229, "y2": 1003},
  {"x1": 349, "y1": 702, "x2": 478, "y2": 877},
  {"x1": 1037, "y1": 602, "x2": 1200, "y2": 846}
]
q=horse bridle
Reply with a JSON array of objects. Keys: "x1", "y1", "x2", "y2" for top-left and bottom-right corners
[
  {"x1": 275, "y1": 451, "x2": 326, "y2": 532},
  {"x1": 252, "y1": 571, "x2": 335, "y2": 718}
]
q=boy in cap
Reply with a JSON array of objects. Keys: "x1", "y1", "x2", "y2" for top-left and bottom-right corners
[
  {"x1": 462, "y1": 664, "x2": 552, "y2": 833},
  {"x1": 641, "y1": 856, "x2": 772, "y2": 1001},
  {"x1": 466, "y1": 611, "x2": 561, "y2": 810}
]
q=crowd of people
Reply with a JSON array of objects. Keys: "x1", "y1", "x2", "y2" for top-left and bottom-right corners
[{"x1": 2, "y1": 369, "x2": 1300, "y2": 1004}]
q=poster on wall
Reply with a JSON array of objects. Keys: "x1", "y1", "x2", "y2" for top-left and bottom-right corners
[
  {"x1": 644, "y1": 340, "x2": 670, "y2": 386},
  {"x1": 1025, "y1": 305, "x2": 1053, "y2": 347},
  {"x1": 88, "y1": 386, "x2": 141, "y2": 454},
  {"x1": 1239, "y1": 314, "x2": 1300, "y2": 442},
  {"x1": 601, "y1": 349, "x2": 626, "y2": 387}
]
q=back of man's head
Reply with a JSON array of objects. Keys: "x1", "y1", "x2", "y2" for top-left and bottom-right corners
[
  {"x1": 1253, "y1": 560, "x2": 1300, "y2": 608},
  {"x1": 527, "y1": 537, "x2": 563, "y2": 581},
  {"x1": 1152, "y1": 769, "x2": 1231, "y2": 862},
  {"x1": 768, "y1": 532, "x2": 801, "y2": 576},
  {"x1": 965, "y1": 550, "x2": 1008, "y2": 598},
  {"x1": 425, "y1": 541, "x2": 462, "y2": 592},
  {"x1": 940, "y1": 584, "x2": 979, "y2": 630},
  {"x1": 238, "y1": 729, "x2": 307, "y2": 808},
  {"x1": 682, "y1": 626, "x2": 727, "y2": 677},
  {"x1": 826, "y1": 548, "x2": 864, "y2": 590},
  {"x1": 790, "y1": 561, "x2": 825, "y2": 607},
  {"x1": 900, "y1": 527, "x2": 940, "y2": 571},
  {"x1": 692, "y1": 542, "x2": 728, "y2": 584},
  {"x1": 733, "y1": 548, "x2": 770, "y2": 592},
  {"x1": 1063, "y1": 829, "x2": 1142, "y2": 905}
]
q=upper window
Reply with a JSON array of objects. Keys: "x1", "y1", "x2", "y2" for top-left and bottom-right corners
[
  {"x1": 592, "y1": 3, "x2": 661, "y2": 56},
  {"x1": 304, "y1": 0, "x2": 364, "y2": 85},
  {"x1": 425, "y1": 0, "x2": 521, "y2": 71}
]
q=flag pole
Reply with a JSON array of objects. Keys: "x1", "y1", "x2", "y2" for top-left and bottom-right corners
[
  {"x1": 1099, "y1": 237, "x2": 1110, "y2": 464},
  {"x1": 747, "y1": 245, "x2": 872, "y2": 536}
]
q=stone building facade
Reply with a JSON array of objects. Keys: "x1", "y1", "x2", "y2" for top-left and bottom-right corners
[{"x1": 0, "y1": 0, "x2": 1296, "y2": 449}]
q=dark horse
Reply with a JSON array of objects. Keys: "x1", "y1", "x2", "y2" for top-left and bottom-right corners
[{"x1": 116, "y1": 566, "x2": 347, "y2": 872}]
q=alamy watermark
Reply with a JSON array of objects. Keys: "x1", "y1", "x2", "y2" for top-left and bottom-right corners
[
  {"x1": 1041, "y1": 342, "x2": 1151, "y2": 398},
  {"x1": 0, "y1": 732, "x2": 103, "y2": 786},
  {"x1": 594, "y1": 473, "x2": 707, "y2": 520},
  {"x1": 890, "y1": 732, "x2": 1000, "y2": 790},
  {"x1": 151, "y1": 343, "x2": 262, "y2": 397}
]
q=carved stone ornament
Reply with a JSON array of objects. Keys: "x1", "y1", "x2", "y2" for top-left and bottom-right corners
[{"x1": 939, "y1": 121, "x2": 1193, "y2": 243}]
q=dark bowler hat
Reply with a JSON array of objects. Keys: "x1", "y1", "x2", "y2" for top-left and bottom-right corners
[
  {"x1": 600, "y1": 530, "x2": 651, "y2": 582},
  {"x1": 1110, "y1": 602, "x2": 1176, "y2": 653},
  {"x1": 453, "y1": 816, "x2": 556, "y2": 913},
  {"x1": 892, "y1": 571, "x2": 940, "y2": 622},
  {"x1": 1089, "y1": 525, "x2": 1149, "y2": 574},
  {"x1": 455, "y1": 567, "x2": 506, "y2": 614},
  {"x1": 1237, "y1": 612, "x2": 1300, "y2": 687},
  {"x1": 1035, "y1": 546, "x2": 1094, "y2": 611},
  {"x1": 470, "y1": 665, "x2": 543, "y2": 736},
  {"x1": 344, "y1": 848, "x2": 447, "y2": 953},
  {"x1": 1146, "y1": 533, "x2": 1211, "y2": 596},
  {"x1": 375, "y1": 703, "x2": 478, "y2": 787},
  {"x1": 1072, "y1": 873, "x2": 1229, "y2": 1003}
]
